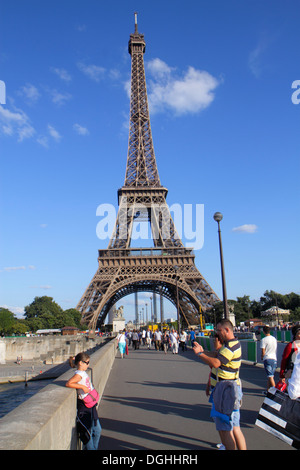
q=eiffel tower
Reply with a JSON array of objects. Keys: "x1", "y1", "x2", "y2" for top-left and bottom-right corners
[{"x1": 77, "y1": 14, "x2": 219, "y2": 330}]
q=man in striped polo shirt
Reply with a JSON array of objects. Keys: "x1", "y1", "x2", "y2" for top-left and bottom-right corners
[{"x1": 193, "y1": 319, "x2": 247, "y2": 450}]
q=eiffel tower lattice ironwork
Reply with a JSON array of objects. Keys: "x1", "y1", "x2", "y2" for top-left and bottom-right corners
[{"x1": 77, "y1": 14, "x2": 220, "y2": 330}]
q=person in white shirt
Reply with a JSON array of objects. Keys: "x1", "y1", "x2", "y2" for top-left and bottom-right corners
[
  {"x1": 179, "y1": 330, "x2": 187, "y2": 352},
  {"x1": 260, "y1": 326, "x2": 278, "y2": 392},
  {"x1": 146, "y1": 329, "x2": 152, "y2": 349},
  {"x1": 117, "y1": 330, "x2": 127, "y2": 358},
  {"x1": 170, "y1": 329, "x2": 179, "y2": 354},
  {"x1": 66, "y1": 352, "x2": 101, "y2": 450},
  {"x1": 154, "y1": 330, "x2": 162, "y2": 350}
]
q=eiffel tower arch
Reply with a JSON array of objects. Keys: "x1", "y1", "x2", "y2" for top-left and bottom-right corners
[{"x1": 77, "y1": 14, "x2": 220, "y2": 331}]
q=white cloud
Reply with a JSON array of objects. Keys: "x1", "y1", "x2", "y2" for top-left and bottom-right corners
[
  {"x1": 17, "y1": 124, "x2": 35, "y2": 141},
  {"x1": 232, "y1": 224, "x2": 258, "y2": 234},
  {"x1": 0, "y1": 104, "x2": 35, "y2": 141},
  {"x1": 140, "y1": 59, "x2": 220, "y2": 115},
  {"x1": 36, "y1": 135, "x2": 49, "y2": 148},
  {"x1": 51, "y1": 67, "x2": 72, "y2": 82},
  {"x1": 3, "y1": 266, "x2": 26, "y2": 272},
  {"x1": 147, "y1": 58, "x2": 174, "y2": 78},
  {"x1": 48, "y1": 124, "x2": 62, "y2": 142},
  {"x1": 50, "y1": 89, "x2": 72, "y2": 106},
  {"x1": 248, "y1": 33, "x2": 275, "y2": 78},
  {"x1": 77, "y1": 62, "x2": 106, "y2": 82},
  {"x1": 37, "y1": 125, "x2": 62, "y2": 148},
  {"x1": 2, "y1": 124, "x2": 13, "y2": 135},
  {"x1": 18, "y1": 83, "x2": 40, "y2": 103},
  {"x1": 2, "y1": 265, "x2": 36, "y2": 272},
  {"x1": 109, "y1": 69, "x2": 121, "y2": 80},
  {"x1": 248, "y1": 44, "x2": 266, "y2": 78},
  {"x1": 73, "y1": 123, "x2": 90, "y2": 136},
  {"x1": 0, "y1": 305, "x2": 25, "y2": 317},
  {"x1": 30, "y1": 285, "x2": 52, "y2": 290}
]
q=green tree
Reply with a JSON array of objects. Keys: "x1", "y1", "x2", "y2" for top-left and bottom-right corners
[
  {"x1": 11, "y1": 319, "x2": 28, "y2": 335},
  {"x1": 288, "y1": 306, "x2": 300, "y2": 322},
  {"x1": 24, "y1": 296, "x2": 64, "y2": 330},
  {"x1": 0, "y1": 308, "x2": 16, "y2": 335},
  {"x1": 63, "y1": 308, "x2": 85, "y2": 329},
  {"x1": 23, "y1": 297, "x2": 87, "y2": 331},
  {"x1": 24, "y1": 296, "x2": 63, "y2": 319}
]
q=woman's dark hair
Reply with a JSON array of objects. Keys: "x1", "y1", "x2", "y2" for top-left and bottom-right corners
[
  {"x1": 292, "y1": 324, "x2": 300, "y2": 340},
  {"x1": 69, "y1": 352, "x2": 90, "y2": 368}
]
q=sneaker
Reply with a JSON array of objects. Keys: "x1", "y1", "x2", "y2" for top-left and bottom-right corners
[{"x1": 216, "y1": 443, "x2": 226, "y2": 450}]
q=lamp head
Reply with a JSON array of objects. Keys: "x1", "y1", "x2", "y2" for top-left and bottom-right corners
[{"x1": 213, "y1": 212, "x2": 223, "y2": 223}]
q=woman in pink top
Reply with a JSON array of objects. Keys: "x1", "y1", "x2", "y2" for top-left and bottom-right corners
[{"x1": 66, "y1": 352, "x2": 101, "y2": 450}]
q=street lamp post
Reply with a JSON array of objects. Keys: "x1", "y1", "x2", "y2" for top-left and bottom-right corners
[
  {"x1": 150, "y1": 296, "x2": 154, "y2": 333},
  {"x1": 174, "y1": 266, "x2": 181, "y2": 334},
  {"x1": 213, "y1": 212, "x2": 229, "y2": 319}
]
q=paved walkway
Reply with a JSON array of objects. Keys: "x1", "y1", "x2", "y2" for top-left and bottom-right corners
[{"x1": 99, "y1": 344, "x2": 293, "y2": 451}]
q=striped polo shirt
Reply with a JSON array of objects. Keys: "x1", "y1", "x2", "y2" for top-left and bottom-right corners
[{"x1": 211, "y1": 338, "x2": 242, "y2": 388}]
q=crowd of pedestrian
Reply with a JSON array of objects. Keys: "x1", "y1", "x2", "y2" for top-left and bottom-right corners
[{"x1": 116, "y1": 327, "x2": 196, "y2": 355}]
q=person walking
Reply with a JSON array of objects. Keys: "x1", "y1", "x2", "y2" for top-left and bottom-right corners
[
  {"x1": 260, "y1": 326, "x2": 278, "y2": 392},
  {"x1": 162, "y1": 330, "x2": 170, "y2": 354},
  {"x1": 146, "y1": 329, "x2": 152, "y2": 349},
  {"x1": 66, "y1": 352, "x2": 101, "y2": 450},
  {"x1": 189, "y1": 329, "x2": 196, "y2": 346},
  {"x1": 154, "y1": 329, "x2": 162, "y2": 351},
  {"x1": 179, "y1": 330, "x2": 187, "y2": 352},
  {"x1": 170, "y1": 329, "x2": 179, "y2": 354},
  {"x1": 132, "y1": 330, "x2": 139, "y2": 350},
  {"x1": 279, "y1": 324, "x2": 300, "y2": 385},
  {"x1": 193, "y1": 319, "x2": 247, "y2": 450},
  {"x1": 117, "y1": 330, "x2": 127, "y2": 359}
]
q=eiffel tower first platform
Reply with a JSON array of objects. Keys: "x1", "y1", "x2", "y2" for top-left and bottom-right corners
[{"x1": 77, "y1": 14, "x2": 220, "y2": 330}]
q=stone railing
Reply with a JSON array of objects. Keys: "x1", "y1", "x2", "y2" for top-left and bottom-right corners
[
  {"x1": 0, "y1": 338, "x2": 117, "y2": 450},
  {"x1": 0, "y1": 335, "x2": 108, "y2": 364}
]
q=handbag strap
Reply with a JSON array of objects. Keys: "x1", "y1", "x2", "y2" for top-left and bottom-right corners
[{"x1": 87, "y1": 392, "x2": 97, "y2": 401}]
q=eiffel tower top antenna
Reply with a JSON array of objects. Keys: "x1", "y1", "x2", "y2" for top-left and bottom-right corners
[{"x1": 134, "y1": 11, "x2": 138, "y2": 33}]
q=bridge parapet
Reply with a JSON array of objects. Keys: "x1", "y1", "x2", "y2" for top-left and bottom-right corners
[{"x1": 0, "y1": 339, "x2": 117, "y2": 450}]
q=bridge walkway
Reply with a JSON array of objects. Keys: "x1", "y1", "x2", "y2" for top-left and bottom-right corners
[{"x1": 98, "y1": 343, "x2": 292, "y2": 451}]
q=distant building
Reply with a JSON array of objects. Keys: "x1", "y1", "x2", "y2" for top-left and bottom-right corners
[
  {"x1": 61, "y1": 326, "x2": 79, "y2": 336},
  {"x1": 36, "y1": 329, "x2": 61, "y2": 335}
]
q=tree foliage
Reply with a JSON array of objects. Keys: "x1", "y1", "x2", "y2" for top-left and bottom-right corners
[
  {"x1": 0, "y1": 296, "x2": 86, "y2": 336},
  {"x1": 206, "y1": 291, "x2": 300, "y2": 325}
]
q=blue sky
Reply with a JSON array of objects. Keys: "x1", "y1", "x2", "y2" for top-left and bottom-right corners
[{"x1": 0, "y1": 0, "x2": 299, "y2": 323}]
